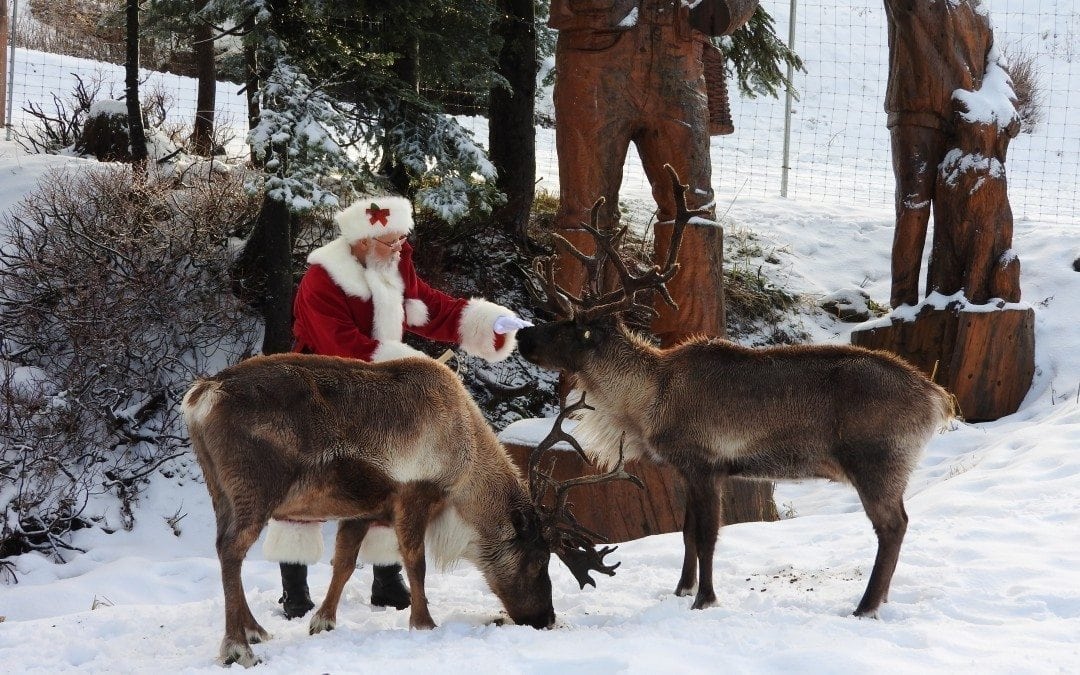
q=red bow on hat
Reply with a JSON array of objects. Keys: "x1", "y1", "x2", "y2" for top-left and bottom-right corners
[{"x1": 366, "y1": 203, "x2": 390, "y2": 227}]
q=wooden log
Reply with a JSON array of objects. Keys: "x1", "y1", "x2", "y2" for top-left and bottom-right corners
[
  {"x1": 851, "y1": 304, "x2": 1034, "y2": 422},
  {"x1": 499, "y1": 419, "x2": 685, "y2": 543},
  {"x1": 652, "y1": 221, "x2": 726, "y2": 346}
]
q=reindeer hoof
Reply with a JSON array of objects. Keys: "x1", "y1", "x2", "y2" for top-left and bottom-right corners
[
  {"x1": 690, "y1": 593, "x2": 717, "y2": 610},
  {"x1": 309, "y1": 613, "x2": 336, "y2": 635},
  {"x1": 674, "y1": 585, "x2": 695, "y2": 598},
  {"x1": 409, "y1": 617, "x2": 437, "y2": 630},
  {"x1": 853, "y1": 607, "x2": 880, "y2": 619},
  {"x1": 220, "y1": 640, "x2": 260, "y2": 668}
]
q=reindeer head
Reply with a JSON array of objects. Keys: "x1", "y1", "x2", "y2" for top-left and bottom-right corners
[
  {"x1": 481, "y1": 503, "x2": 556, "y2": 629},
  {"x1": 517, "y1": 165, "x2": 705, "y2": 373},
  {"x1": 476, "y1": 396, "x2": 640, "y2": 628}
]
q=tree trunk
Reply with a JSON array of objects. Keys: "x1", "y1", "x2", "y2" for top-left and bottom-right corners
[
  {"x1": 243, "y1": 15, "x2": 260, "y2": 167},
  {"x1": 1, "y1": 0, "x2": 8, "y2": 129},
  {"x1": 125, "y1": 0, "x2": 148, "y2": 165},
  {"x1": 489, "y1": 0, "x2": 537, "y2": 243},
  {"x1": 191, "y1": 17, "x2": 216, "y2": 156},
  {"x1": 233, "y1": 194, "x2": 295, "y2": 355},
  {"x1": 851, "y1": 304, "x2": 1034, "y2": 422}
]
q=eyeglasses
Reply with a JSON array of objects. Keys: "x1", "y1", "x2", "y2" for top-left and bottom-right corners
[{"x1": 373, "y1": 234, "x2": 407, "y2": 250}]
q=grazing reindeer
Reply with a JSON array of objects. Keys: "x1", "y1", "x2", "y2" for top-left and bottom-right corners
[
  {"x1": 516, "y1": 165, "x2": 954, "y2": 618},
  {"x1": 182, "y1": 353, "x2": 632, "y2": 667}
]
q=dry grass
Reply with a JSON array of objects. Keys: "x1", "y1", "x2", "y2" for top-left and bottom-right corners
[{"x1": 1001, "y1": 46, "x2": 1044, "y2": 134}]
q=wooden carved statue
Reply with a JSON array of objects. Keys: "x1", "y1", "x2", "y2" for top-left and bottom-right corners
[
  {"x1": 548, "y1": 0, "x2": 758, "y2": 235},
  {"x1": 857, "y1": 0, "x2": 1033, "y2": 422},
  {"x1": 884, "y1": 0, "x2": 1021, "y2": 307}
]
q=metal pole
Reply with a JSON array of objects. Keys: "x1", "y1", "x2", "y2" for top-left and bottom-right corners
[
  {"x1": 5, "y1": 0, "x2": 17, "y2": 141},
  {"x1": 780, "y1": 0, "x2": 797, "y2": 198}
]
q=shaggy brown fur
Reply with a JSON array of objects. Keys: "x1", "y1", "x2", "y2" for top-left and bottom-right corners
[{"x1": 183, "y1": 354, "x2": 555, "y2": 667}]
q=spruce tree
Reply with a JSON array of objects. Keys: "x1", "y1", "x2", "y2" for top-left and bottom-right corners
[{"x1": 720, "y1": 6, "x2": 805, "y2": 100}]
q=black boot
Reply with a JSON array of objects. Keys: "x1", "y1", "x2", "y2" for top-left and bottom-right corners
[
  {"x1": 370, "y1": 563, "x2": 410, "y2": 610},
  {"x1": 278, "y1": 562, "x2": 315, "y2": 619}
]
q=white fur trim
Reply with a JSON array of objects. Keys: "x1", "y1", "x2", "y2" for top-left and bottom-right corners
[
  {"x1": 458, "y1": 298, "x2": 517, "y2": 362},
  {"x1": 335, "y1": 196, "x2": 414, "y2": 244},
  {"x1": 371, "y1": 341, "x2": 427, "y2": 363},
  {"x1": 262, "y1": 519, "x2": 325, "y2": 564},
  {"x1": 405, "y1": 298, "x2": 429, "y2": 327},
  {"x1": 307, "y1": 238, "x2": 371, "y2": 299},
  {"x1": 365, "y1": 265, "x2": 406, "y2": 342},
  {"x1": 356, "y1": 513, "x2": 475, "y2": 570},
  {"x1": 358, "y1": 525, "x2": 403, "y2": 565}
]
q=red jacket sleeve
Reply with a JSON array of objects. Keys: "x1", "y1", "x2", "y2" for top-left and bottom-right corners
[
  {"x1": 397, "y1": 244, "x2": 513, "y2": 359},
  {"x1": 398, "y1": 244, "x2": 469, "y2": 344}
]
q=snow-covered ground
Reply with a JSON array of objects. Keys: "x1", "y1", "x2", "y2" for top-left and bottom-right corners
[{"x1": 2, "y1": 0, "x2": 1080, "y2": 672}]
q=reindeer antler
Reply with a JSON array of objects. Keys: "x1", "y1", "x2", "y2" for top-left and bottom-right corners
[
  {"x1": 528, "y1": 394, "x2": 644, "y2": 589},
  {"x1": 529, "y1": 165, "x2": 710, "y2": 323},
  {"x1": 527, "y1": 254, "x2": 578, "y2": 319}
]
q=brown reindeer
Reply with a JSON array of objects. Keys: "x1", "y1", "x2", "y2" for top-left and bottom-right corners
[
  {"x1": 516, "y1": 165, "x2": 955, "y2": 618},
  {"x1": 182, "y1": 353, "x2": 632, "y2": 667}
]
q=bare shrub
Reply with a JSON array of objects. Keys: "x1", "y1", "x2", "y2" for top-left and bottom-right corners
[
  {"x1": 0, "y1": 166, "x2": 261, "y2": 562},
  {"x1": 15, "y1": 74, "x2": 103, "y2": 155},
  {"x1": 16, "y1": 76, "x2": 187, "y2": 158}
]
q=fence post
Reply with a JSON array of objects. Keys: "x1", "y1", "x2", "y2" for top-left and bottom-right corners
[
  {"x1": 780, "y1": 0, "x2": 797, "y2": 197},
  {"x1": 3, "y1": 0, "x2": 16, "y2": 140},
  {"x1": 1, "y1": 0, "x2": 9, "y2": 129}
]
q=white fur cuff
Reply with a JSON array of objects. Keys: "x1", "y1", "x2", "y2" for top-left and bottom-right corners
[
  {"x1": 405, "y1": 298, "x2": 429, "y2": 326},
  {"x1": 371, "y1": 340, "x2": 427, "y2": 363},
  {"x1": 458, "y1": 298, "x2": 517, "y2": 362},
  {"x1": 358, "y1": 525, "x2": 403, "y2": 565},
  {"x1": 263, "y1": 519, "x2": 325, "y2": 564}
]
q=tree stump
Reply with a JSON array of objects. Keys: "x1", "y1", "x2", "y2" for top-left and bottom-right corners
[
  {"x1": 500, "y1": 419, "x2": 685, "y2": 543},
  {"x1": 851, "y1": 303, "x2": 1034, "y2": 422},
  {"x1": 75, "y1": 104, "x2": 133, "y2": 162},
  {"x1": 653, "y1": 221, "x2": 777, "y2": 525},
  {"x1": 652, "y1": 221, "x2": 727, "y2": 347}
]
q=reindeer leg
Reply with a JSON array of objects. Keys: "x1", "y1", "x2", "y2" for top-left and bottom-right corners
[
  {"x1": 841, "y1": 444, "x2": 910, "y2": 618},
  {"x1": 675, "y1": 505, "x2": 698, "y2": 597},
  {"x1": 853, "y1": 495, "x2": 908, "y2": 618},
  {"x1": 310, "y1": 519, "x2": 370, "y2": 634},
  {"x1": 394, "y1": 484, "x2": 443, "y2": 630},
  {"x1": 687, "y1": 472, "x2": 722, "y2": 610},
  {"x1": 216, "y1": 513, "x2": 269, "y2": 667}
]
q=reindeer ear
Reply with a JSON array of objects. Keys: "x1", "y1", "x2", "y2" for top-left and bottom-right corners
[{"x1": 510, "y1": 508, "x2": 538, "y2": 539}]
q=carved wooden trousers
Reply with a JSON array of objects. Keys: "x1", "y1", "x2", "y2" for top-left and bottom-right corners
[
  {"x1": 553, "y1": 23, "x2": 715, "y2": 233},
  {"x1": 888, "y1": 123, "x2": 949, "y2": 308}
]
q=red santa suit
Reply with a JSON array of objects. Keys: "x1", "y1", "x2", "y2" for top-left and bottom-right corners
[
  {"x1": 292, "y1": 237, "x2": 515, "y2": 364},
  {"x1": 263, "y1": 195, "x2": 517, "y2": 567}
]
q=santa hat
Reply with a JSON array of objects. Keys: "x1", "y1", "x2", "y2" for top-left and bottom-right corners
[{"x1": 335, "y1": 195, "x2": 414, "y2": 244}]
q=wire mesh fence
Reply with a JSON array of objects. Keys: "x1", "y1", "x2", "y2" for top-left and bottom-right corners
[
  {"x1": 712, "y1": 0, "x2": 1080, "y2": 224},
  {"x1": 3, "y1": 0, "x2": 1078, "y2": 223}
]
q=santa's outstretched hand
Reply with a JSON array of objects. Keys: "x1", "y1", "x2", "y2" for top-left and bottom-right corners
[{"x1": 492, "y1": 315, "x2": 533, "y2": 334}]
